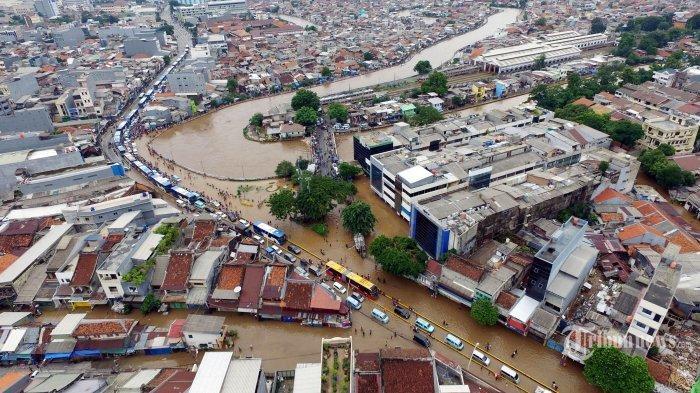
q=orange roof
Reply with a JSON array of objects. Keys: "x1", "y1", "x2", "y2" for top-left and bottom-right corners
[
  {"x1": 666, "y1": 230, "x2": 700, "y2": 253},
  {"x1": 0, "y1": 371, "x2": 29, "y2": 390},
  {"x1": 572, "y1": 97, "x2": 595, "y2": 107},
  {"x1": 0, "y1": 254, "x2": 18, "y2": 274},
  {"x1": 618, "y1": 223, "x2": 664, "y2": 241},
  {"x1": 600, "y1": 212, "x2": 623, "y2": 222},
  {"x1": 593, "y1": 187, "x2": 632, "y2": 204}
]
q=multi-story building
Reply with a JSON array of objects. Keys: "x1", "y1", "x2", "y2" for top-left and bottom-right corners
[
  {"x1": 641, "y1": 117, "x2": 699, "y2": 153},
  {"x1": 410, "y1": 165, "x2": 597, "y2": 258},
  {"x1": 624, "y1": 262, "x2": 681, "y2": 356},
  {"x1": 55, "y1": 88, "x2": 95, "y2": 119},
  {"x1": 473, "y1": 42, "x2": 582, "y2": 74},
  {"x1": 123, "y1": 37, "x2": 164, "y2": 58},
  {"x1": 168, "y1": 71, "x2": 207, "y2": 95},
  {"x1": 52, "y1": 26, "x2": 85, "y2": 49},
  {"x1": 582, "y1": 148, "x2": 640, "y2": 194},
  {"x1": 34, "y1": 0, "x2": 59, "y2": 18},
  {"x1": 61, "y1": 193, "x2": 178, "y2": 229}
]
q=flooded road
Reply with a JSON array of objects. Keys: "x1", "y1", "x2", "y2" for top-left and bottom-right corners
[
  {"x1": 126, "y1": 137, "x2": 595, "y2": 391},
  {"x1": 150, "y1": 8, "x2": 521, "y2": 179}
]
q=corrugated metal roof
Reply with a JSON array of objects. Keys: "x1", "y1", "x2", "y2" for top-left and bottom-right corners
[
  {"x1": 122, "y1": 369, "x2": 162, "y2": 389},
  {"x1": 189, "y1": 352, "x2": 233, "y2": 393},
  {"x1": 292, "y1": 363, "x2": 322, "y2": 393},
  {"x1": 221, "y1": 358, "x2": 262, "y2": 393},
  {"x1": 0, "y1": 312, "x2": 31, "y2": 327},
  {"x1": 1, "y1": 328, "x2": 27, "y2": 352},
  {"x1": 51, "y1": 313, "x2": 86, "y2": 337},
  {"x1": 0, "y1": 223, "x2": 73, "y2": 286},
  {"x1": 25, "y1": 373, "x2": 81, "y2": 393}
]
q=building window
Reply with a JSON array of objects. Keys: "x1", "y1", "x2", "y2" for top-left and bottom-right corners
[{"x1": 188, "y1": 335, "x2": 193, "y2": 338}]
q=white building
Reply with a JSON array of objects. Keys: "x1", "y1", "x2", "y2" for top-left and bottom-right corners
[
  {"x1": 61, "y1": 193, "x2": 177, "y2": 228},
  {"x1": 190, "y1": 353, "x2": 267, "y2": 393},
  {"x1": 182, "y1": 314, "x2": 225, "y2": 349},
  {"x1": 624, "y1": 263, "x2": 681, "y2": 356},
  {"x1": 582, "y1": 148, "x2": 640, "y2": 194},
  {"x1": 473, "y1": 42, "x2": 582, "y2": 74},
  {"x1": 541, "y1": 31, "x2": 609, "y2": 49}
]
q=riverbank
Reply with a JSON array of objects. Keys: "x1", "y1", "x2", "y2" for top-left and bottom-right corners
[{"x1": 149, "y1": 8, "x2": 522, "y2": 179}]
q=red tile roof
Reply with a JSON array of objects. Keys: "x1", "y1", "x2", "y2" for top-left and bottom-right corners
[
  {"x1": 355, "y1": 374, "x2": 381, "y2": 393},
  {"x1": 617, "y1": 223, "x2": 664, "y2": 241},
  {"x1": 666, "y1": 230, "x2": 700, "y2": 253},
  {"x1": 310, "y1": 284, "x2": 341, "y2": 311},
  {"x1": 425, "y1": 259, "x2": 442, "y2": 277},
  {"x1": 593, "y1": 187, "x2": 632, "y2": 204},
  {"x1": 73, "y1": 319, "x2": 136, "y2": 337},
  {"x1": 645, "y1": 358, "x2": 672, "y2": 384},
  {"x1": 355, "y1": 352, "x2": 381, "y2": 372},
  {"x1": 238, "y1": 265, "x2": 264, "y2": 309},
  {"x1": 380, "y1": 348, "x2": 434, "y2": 393},
  {"x1": 283, "y1": 281, "x2": 313, "y2": 310},
  {"x1": 0, "y1": 234, "x2": 34, "y2": 254},
  {"x1": 69, "y1": 252, "x2": 98, "y2": 287},
  {"x1": 161, "y1": 251, "x2": 194, "y2": 291},
  {"x1": 495, "y1": 291, "x2": 518, "y2": 310},
  {"x1": 168, "y1": 319, "x2": 186, "y2": 339},
  {"x1": 150, "y1": 370, "x2": 196, "y2": 393},
  {"x1": 0, "y1": 254, "x2": 18, "y2": 275},
  {"x1": 671, "y1": 153, "x2": 700, "y2": 172},
  {"x1": 506, "y1": 253, "x2": 533, "y2": 266},
  {"x1": 444, "y1": 255, "x2": 484, "y2": 281},
  {"x1": 216, "y1": 264, "x2": 245, "y2": 290},
  {"x1": 192, "y1": 219, "x2": 215, "y2": 242},
  {"x1": 0, "y1": 219, "x2": 40, "y2": 236},
  {"x1": 101, "y1": 234, "x2": 124, "y2": 252}
]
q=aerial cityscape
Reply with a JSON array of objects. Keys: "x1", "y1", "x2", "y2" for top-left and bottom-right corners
[{"x1": 0, "y1": 0, "x2": 698, "y2": 392}]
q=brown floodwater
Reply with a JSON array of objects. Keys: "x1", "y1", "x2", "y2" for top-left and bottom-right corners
[
  {"x1": 120, "y1": 139, "x2": 596, "y2": 392},
  {"x1": 149, "y1": 8, "x2": 521, "y2": 179}
]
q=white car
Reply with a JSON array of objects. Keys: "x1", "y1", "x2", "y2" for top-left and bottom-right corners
[
  {"x1": 252, "y1": 234, "x2": 264, "y2": 244},
  {"x1": 333, "y1": 281, "x2": 347, "y2": 294}
]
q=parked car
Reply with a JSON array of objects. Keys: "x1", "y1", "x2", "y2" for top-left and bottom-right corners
[
  {"x1": 413, "y1": 333, "x2": 431, "y2": 347},
  {"x1": 283, "y1": 252, "x2": 297, "y2": 263},
  {"x1": 287, "y1": 244, "x2": 302, "y2": 255},
  {"x1": 350, "y1": 292, "x2": 365, "y2": 303},
  {"x1": 332, "y1": 281, "x2": 347, "y2": 294},
  {"x1": 393, "y1": 306, "x2": 411, "y2": 319},
  {"x1": 252, "y1": 234, "x2": 264, "y2": 245}
]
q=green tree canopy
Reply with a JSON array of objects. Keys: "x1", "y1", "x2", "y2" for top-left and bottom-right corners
[
  {"x1": 321, "y1": 66, "x2": 332, "y2": 77},
  {"x1": 598, "y1": 160, "x2": 610, "y2": 175},
  {"x1": 158, "y1": 23, "x2": 174, "y2": 35},
  {"x1": 639, "y1": 148, "x2": 696, "y2": 189},
  {"x1": 363, "y1": 51, "x2": 376, "y2": 61},
  {"x1": 294, "y1": 107, "x2": 318, "y2": 127},
  {"x1": 140, "y1": 293, "x2": 161, "y2": 315},
  {"x1": 535, "y1": 17, "x2": 546, "y2": 26},
  {"x1": 291, "y1": 89, "x2": 320, "y2": 111},
  {"x1": 421, "y1": 71, "x2": 448, "y2": 96},
  {"x1": 657, "y1": 143, "x2": 675, "y2": 156},
  {"x1": 687, "y1": 13, "x2": 700, "y2": 30},
  {"x1": 163, "y1": 55, "x2": 171, "y2": 66},
  {"x1": 227, "y1": 78, "x2": 237, "y2": 93},
  {"x1": 589, "y1": 17, "x2": 606, "y2": 34},
  {"x1": 533, "y1": 54, "x2": 546, "y2": 70},
  {"x1": 249, "y1": 112, "x2": 263, "y2": 127},
  {"x1": 338, "y1": 162, "x2": 362, "y2": 180},
  {"x1": 275, "y1": 160, "x2": 296, "y2": 178},
  {"x1": 369, "y1": 235, "x2": 427, "y2": 277},
  {"x1": 414, "y1": 60, "x2": 432, "y2": 75},
  {"x1": 470, "y1": 298, "x2": 499, "y2": 326},
  {"x1": 327, "y1": 102, "x2": 349, "y2": 123},
  {"x1": 408, "y1": 105, "x2": 444, "y2": 126},
  {"x1": 341, "y1": 201, "x2": 376, "y2": 235},
  {"x1": 267, "y1": 188, "x2": 296, "y2": 221},
  {"x1": 295, "y1": 175, "x2": 355, "y2": 222},
  {"x1": 583, "y1": 347, "x2": 654, "y2": 393}
]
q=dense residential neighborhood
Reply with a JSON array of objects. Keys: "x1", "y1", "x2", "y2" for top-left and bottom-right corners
[{"x1": 0, "y1": 0, "x2": 699, "y2": 392}]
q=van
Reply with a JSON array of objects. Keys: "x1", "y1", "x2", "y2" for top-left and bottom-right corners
[
  {"x1": 371, "y1": 308, "x2": 389, "y2": 324},
  {"x1": 500, "y1": 365, "x2": 520, "y2": 384},
  {"x1": 414, "y1": 317, "x2": 435, "y2": 334},
  {"x1": 413, "y1": 333, "x2": 431, "y2": 347},
  {"x1": 333, "y1": 281, "x2": 347, "y2": 294},
  {"x1": 394, "y1": 306, "x2": 411, "y2": 319},
  {"x1": 270, "y1": 245, "x2": 281, "y2": 254},
  {"x1": 471, "y1": 349, "x2": 490, "y2": 366},
  {"x1": 350, "y1": 292, "x2": 365, "y2": 303},
  {"x1": 346, "y1": 296, "x2": 361, "y2": 310},
  {"x1": 252, "y1": 234, "x2": 264, "y2": 245},
  {"x1": 320, "y1": 283, "x2": 334, "y2": 293},
  {"x1": 445, "y1": 334, "x2": 464, "y2": 351}
]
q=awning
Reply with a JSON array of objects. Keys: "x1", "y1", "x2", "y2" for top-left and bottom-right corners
[
  {"x1": 72, "y1": 349, "x2": 101, "y2": 358},
  {"x1": 44, "y1": 352, "x2": 71, "y2": 360}
]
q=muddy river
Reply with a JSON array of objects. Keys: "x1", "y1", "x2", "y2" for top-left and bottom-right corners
[{"x1": 150, "y1": 8, "x2": 521, "y2": 179}]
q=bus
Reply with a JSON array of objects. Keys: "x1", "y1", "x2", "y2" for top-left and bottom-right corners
[
  {"x1": 325, "y1": 261, "x2": 379, "y2": 299},
  {"x1": 116, "y1": 121, "x2": 127, "y2": 132},
  {"x1": 138, "y1": 97, "x2": 148, "y2": 108},
  {"x1": 253, "y1": 221, "x2": 287, "y2": 244}
]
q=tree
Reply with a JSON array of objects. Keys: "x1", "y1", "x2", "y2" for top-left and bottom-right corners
[
  {"x1": 409, "y1": 105, "x2": 443, "y2": 126},
  {"x1": 275, "y1": 160, "x2": 296, "y2": 178},
  {"x1": 535, "y1": 17, "x2": 546, "y2": 26},
  {"x1": 583, "y1": 346, "x2": 654, "y2": 393},
  {"x1": 533, "y1": 54, "x2": 546, "y2": 70},
  {"x1": 657, "y1": 143, "x2": 675, "y2": 156},
  {"x1": 158, "y1": 23, "x2": 174, "y2": 35},
  {"x1": 598, "y1": 160, "x2": 610, "y2": 175},
  {"x1": 294, "y1": 107, "x2": 318, "y2": 127},
  {"x1": 163, "y1": 55, "x2": 171, "y2": 66},
  {"x1": 227, "y1": 78, "x2": 238, "y2": 94},
  {"x1": 341, "y1": 201, "x2": 376, "y2": 235},
  {"x1": 414, "y1": 60, "x2": 432, "y2": 75},
  {"x1": 295, "y1": 175, "x2": 355, "y2": 222},
  {"x1": 590, "y1": 17, "x2": 607, "y2": 34},
  {"x1": 369, "y1": 235, "x2": 427, "y2": 277},
  {"x1": 687, "y1": 13, "x2": 700, "y2": 30},
  {"x1": 291, "y1": 89, "x2": 320, "y2": 111},
  {"x1": 321, "y1": 66, "x2": 332, "y2": 77},
  {"x1": 470, "y1": 298, "x2": 499, "y2": 326},
  {"x1": 267, "y1": 188, "x2": 296, "y2": 221},
  {"x1": 249, "y1": 112, "x2": 263, "y2": 127},
  {"x1": 606, "y1": 120, "x2": 644, "y2": 147},
  {"x1": 363, "y1": 51, "x2": 376, "y2": 61},
  {"x1": 614, "y1": 33, "x2": 636, "y2": 57},
  {"x1": 304, "y1": 25, "x2": 317, "y2": 32},
  {"x1": 421, "y1": 71, "x2": 448, "y2": 96},
  {"x1": 327, "y1": 103, "x2": 349, "y2": 123},
  {"x1": 140, "y1": 293, "x2": 161, "y2": 315},
  {"x1": 338, "y1": 162, "x2": 362, "y2": 180},
  {"x1": 638, "y1": 35, "x2": 658, "y2": 55}
]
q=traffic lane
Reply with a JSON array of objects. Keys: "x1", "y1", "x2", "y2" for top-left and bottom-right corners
[
  {"x1": 360, "y1": 296, "x2": 538, "y2": 393},
  {"x1": 351, "y1": 299, "x2": 528, "y2": 393}
]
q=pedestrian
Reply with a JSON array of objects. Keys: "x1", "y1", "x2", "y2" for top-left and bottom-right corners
[
  {"x1": 250, "y1": 344, "x2": 253, "y2": 351},
  {"x1": 510, "y1": 351, "x2": 516, "y2": 358},
  {"x1": 362, "y1": 331, "x2": 365, "y2": 337},
  {"x1": 485, "y1": 342, "x2": 491, "y2": 351},
  {"x1": 369, "y1": 329, "x2": 372, "y2": 336}
]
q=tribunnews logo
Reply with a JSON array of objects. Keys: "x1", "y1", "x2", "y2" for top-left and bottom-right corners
[{"x1": 561, "y1": 325, "x2": 674, "y2": 361}]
